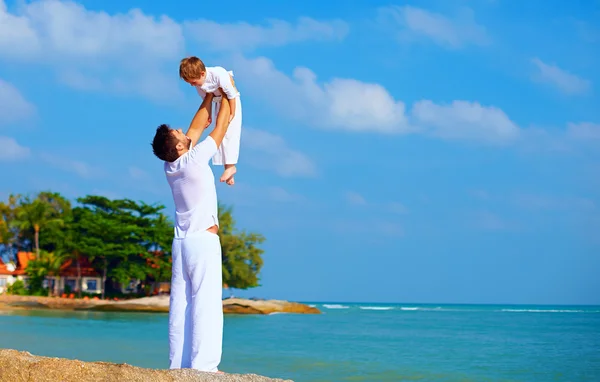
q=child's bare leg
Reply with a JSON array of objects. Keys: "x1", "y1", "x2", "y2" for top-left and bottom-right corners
[{"x1": 220, "y1": 164, "x2": 236, "y2": 185}]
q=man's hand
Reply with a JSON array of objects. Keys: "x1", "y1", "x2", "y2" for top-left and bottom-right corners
[{"x1": 205, "y1": 117, "x2": 212, "y2": 129}]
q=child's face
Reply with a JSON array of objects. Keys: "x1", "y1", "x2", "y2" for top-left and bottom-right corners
[{"x1": 186, "y1": 72, "x2": 206, "y2": 87}]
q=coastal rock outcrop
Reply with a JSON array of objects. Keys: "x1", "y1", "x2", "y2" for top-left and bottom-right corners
[
  {"x1": 0, "y1": 349, "x2": 292, "y2": 382},
  {"x1": 0, "y1": 295, "x2": 321, "y2": 315},
  {"x1": 222, "y1": 298, "x2": 320, "y2": 315}
]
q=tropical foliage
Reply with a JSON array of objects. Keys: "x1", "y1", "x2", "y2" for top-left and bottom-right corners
[{"x1": 0, "y1": 191, "x2": 264, "y2": 298}]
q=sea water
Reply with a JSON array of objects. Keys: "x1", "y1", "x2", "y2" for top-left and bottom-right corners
[{"x1": 1, "y1": 303, "x2": 599, "y2": 381}]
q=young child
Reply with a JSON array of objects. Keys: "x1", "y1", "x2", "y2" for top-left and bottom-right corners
[{"x1": 179, "y1": 56, "x2": 242, "y2": 186}]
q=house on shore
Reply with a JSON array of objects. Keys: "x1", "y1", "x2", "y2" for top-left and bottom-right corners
[{"x1": 0, "y1": 252, "x2": 103, "y2": 295}]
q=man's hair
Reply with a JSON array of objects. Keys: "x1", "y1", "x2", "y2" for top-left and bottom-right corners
[
  {"x1": 179, "y1": 56, "x2": 206, "y2": 82},
  {"x1": 151, "y1": 124, "x2": 180, "y2": 162}
]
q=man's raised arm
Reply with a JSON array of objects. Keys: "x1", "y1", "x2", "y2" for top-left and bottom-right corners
[
  {"x1": 208, "y1": 96, "x2": 231, "y2": 148},
  {"x1": 186, "y1": 93, "x2": 214, "y2": 147}
]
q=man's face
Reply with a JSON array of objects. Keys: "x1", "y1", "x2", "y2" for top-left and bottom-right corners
[
  {"x1": 171, "y1": 128, "x2": 191, "y2": 150},
  {"x1": 186, "y1": 72, "x2": 206, "y2": 87}
]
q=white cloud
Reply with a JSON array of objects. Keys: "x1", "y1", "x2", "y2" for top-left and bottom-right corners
[
  {"x1": 0, "y1": 136, "x2": 31, "y2": 161},
  {"x1": 243, "y1": 128, "x2": 317, "y2": 177},
  {"x1": 0, "y1": 79, "x2": 36, "y2": 125},
  {"x1": 0, "y1": 0, "x2": 185, "y2": 102},
  {"x1": 11, "y1": 0, "x2": 183, "y2": 62},
  {"x1": 345, "y1": 191, "x2": 367, "y2": 206},
  {"x1": 0, "y1": 0, "x2": 40, "y2": 59},
  {"x1": 379, "y1": 6, "x2": 489, "y2": 49},
  {"x1": 233, "y1": 55, "x2": 410, "y2": 134},
  {"x1": 0, "y1": 1, "x2": 353, "y2": 103},
  {"x1": 39, "y1": 152, "x2": 103, "y2": 179},
  {"x1": 566, "y1": 122, "x2": 600, "y2": 140},
  {"x1": 531, "y1": 58, "x2": 591, "y2": 95},
  {"x1": 412, "y1": 100, "x2": 520, "y2": 143},
  {"x1": 515, "y1": 122, "x2": 600, "y2": 155},
  {"x1": 234, "y1": 56, "x2": 521, "y2": 143},
  {"x1": 184, "y1": 17, "x2": 348, "y2": 52}
]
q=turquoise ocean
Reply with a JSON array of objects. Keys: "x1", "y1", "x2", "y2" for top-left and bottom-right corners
[{"x1": 1, "y1": 303, "x2": 599, "y2": 381}]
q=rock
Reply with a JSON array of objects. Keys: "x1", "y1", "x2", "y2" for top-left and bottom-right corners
[
  {"x1": 0, "y1": 295, "x2": 320, "y2": 315},
  {"x1": 222, "y1": 299, "x2": 320, "y2": 315},
  {"x1": 0, "y1": 349, "x2": 292, "y2": 382}
]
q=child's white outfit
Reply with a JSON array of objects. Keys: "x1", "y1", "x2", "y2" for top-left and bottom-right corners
[{"x1": 195, "y1": 66, "x2": 242, "y2": 166}]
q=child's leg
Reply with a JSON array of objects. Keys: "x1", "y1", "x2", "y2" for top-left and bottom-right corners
[{"x1": 212, "y1": 97, "x2": 242, "y2": 186}]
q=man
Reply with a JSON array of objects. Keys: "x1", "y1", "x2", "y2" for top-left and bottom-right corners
[{"x1": 151, "y1": 91, "x2": 230, "y2": 372}]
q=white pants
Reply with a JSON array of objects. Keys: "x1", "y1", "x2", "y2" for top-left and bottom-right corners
[
  {"x1": 212, "y1": 96, "x2": 242, "y2": 166},
  {"x1": 169, "y1": 230, "x2": 223, "y2": 371}
]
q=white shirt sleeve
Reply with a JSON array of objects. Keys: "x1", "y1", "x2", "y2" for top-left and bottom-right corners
[
  {"x1": 188, "y1": 136, "x2": 218, "y2": 164},
  {"x1": 213, "y1": 66, "x2": 239, "y2": 99}
]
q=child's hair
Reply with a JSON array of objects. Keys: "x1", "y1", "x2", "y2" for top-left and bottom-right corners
[{"x1": 179, "y1": 56, "x2": 206, "y2": 82}]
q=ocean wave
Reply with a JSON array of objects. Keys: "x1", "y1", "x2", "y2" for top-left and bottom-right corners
[
  {"x1": 400, "y1": 307, "x2": 419, "y2": 311},
  {"x1": 501, "y1": 309, "x2": 587, "y2": 313},
  {"x1": 322, "y1": 304, "x2": 349, "y2": 309},
  {"x1": 359, "y1": 306, "x2": 393, "y2": 311}
]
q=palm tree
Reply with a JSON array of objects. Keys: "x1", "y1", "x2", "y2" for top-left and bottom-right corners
[
  {"x1": 26, "y1": 250, "x2": 67, "y2": 297},
  {"x1": 0, "y1": 194, "x2": 21, "y2": 259},
  {"x1": 14, "y1": 193, "x2": 66, "y2": 257}
]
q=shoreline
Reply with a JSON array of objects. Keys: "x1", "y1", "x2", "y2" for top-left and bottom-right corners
[{"x1": 0, "y1": 294, "x2": 321, "y2": 315}]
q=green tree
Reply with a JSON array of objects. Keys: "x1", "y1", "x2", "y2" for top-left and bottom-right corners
[
  {"x1": 72, "y1": 196, "x2": 172, "y2": 298},
  {"x1": 0, "y1": 194, "x2": 21, "y2": 257},
  {"x1": 218, "y1": 204, "x2": 265, "y2": 295},
  {"x1": 14, "y1": 192, "x2": 70, "y2": 257},
  {"x1": 25, "y1": 250, "x2": 67, "y2": 296},
  {"x1": 6, "y1": 279, "x2": 27, "y2": 296},
  {"x1": 141, "y1": 213, "x2": 174, "y2": 285},
  {"x1": 58, "y1": 212, "x2": 84, "y2": 297}
]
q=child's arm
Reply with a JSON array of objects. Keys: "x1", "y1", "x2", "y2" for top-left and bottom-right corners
[{"x1": 214, "y1": 67, "x2": 239, "y2": 121}]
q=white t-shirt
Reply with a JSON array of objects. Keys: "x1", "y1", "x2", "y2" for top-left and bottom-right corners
[
  {"x1": 164, "y1": 136, "x2": 219, "y2": 239},
  {"x1": 195, "y1": 66, "x2": 240, "y2": 100}
]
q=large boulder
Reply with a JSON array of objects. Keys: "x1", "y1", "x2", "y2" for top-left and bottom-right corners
[{"x1": 222, "y1": 299, "x2": 320, "y2": 315}]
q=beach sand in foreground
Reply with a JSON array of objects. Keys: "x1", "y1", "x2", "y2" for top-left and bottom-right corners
[{"x1": 0, "y1": 349, "x2": 293, "y2": 382}]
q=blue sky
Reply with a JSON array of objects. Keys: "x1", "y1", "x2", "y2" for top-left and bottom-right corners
[{"x1": 1, "y1": 0, "x2": 598, "y2": 305}]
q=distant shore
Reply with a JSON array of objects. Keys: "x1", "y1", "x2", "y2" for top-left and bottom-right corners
[{"x1": 0, "y1": 295, "x2": 321, "y2": 315}]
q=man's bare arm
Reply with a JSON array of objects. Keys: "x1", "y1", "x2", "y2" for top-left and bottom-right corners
[
  {"x1": 209, "y1": 97, "x2": 231, "y2": 148},
  {"x1": 185, "y1": 93, "x2": 214, "y2": 147}
]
